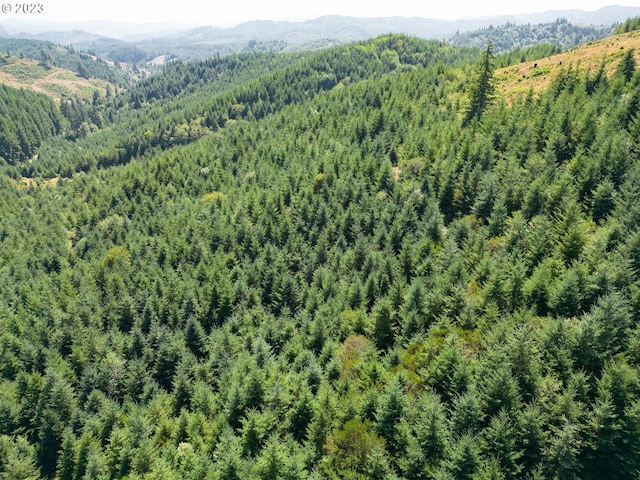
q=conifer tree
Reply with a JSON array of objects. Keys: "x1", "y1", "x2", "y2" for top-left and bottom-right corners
[
  {"x1": 615, "y1": 48, "x2": 636, "y2": 84},
  {"x1": 376, "y1": 379, "x2": 406, "y2": 455},
  {"x1": 56, "y1": 429, "x2": 76, "y2": 480},
  {"x1": 445, "y1": 434, "x2": 480, "y2": 480},
  {"x1": 464, "y1": 41, "x2": 496, "y2": 125}
]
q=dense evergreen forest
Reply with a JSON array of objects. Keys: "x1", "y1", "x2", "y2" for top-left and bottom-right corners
[
  {"x1": 0, "y1": 83, "x2": 65, "y2": 162},
  {"x1": 1, "y1": 26, "x2": 640, "y2": 479}
]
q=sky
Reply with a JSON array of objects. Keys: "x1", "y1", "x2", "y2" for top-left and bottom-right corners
[{"x1": 4, "y1": 0, "x2": 640, "y2": 27}]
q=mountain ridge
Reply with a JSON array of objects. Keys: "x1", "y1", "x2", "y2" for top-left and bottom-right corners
[{"x1": 1, "y1": 5, "x2": 639, "y2": 52}]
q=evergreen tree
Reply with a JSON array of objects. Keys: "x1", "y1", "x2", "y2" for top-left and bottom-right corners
[
  {"x1": 0, "y1": 435, "x2": 40, "y2": 480},
  {"x1": 615, "y1": 48, "x2": 636, "y2": 84},
  {"x1": 56, "y1": 429, "x2": 76, "y2": 480},
  {"x1": 289, "y1": 387, "x2": 314, "y2": 442},
  {"x1": 464, "y1": 41, "x2": 497, "y2": 125},
  {"x1": 376, "y1": 379, "x2": 406, "y2": 455},
  {"x1": 184, "y1": 317, "x2": 207, "y2": 359},
  {"x1": 445, "y1": 434, "x2": 480, "y2": 480}
]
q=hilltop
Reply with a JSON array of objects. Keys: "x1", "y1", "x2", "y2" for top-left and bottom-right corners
[
  {"x1": 0, "y1": 54, "x2": 115, "y2": 101},
  {"x1": 497, "y1": 29, "x2": 640, "y2": 99}
]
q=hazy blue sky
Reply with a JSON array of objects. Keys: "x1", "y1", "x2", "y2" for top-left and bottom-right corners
[{"x1": 7, "y1": 0, "x2": 640, "y2": 26}]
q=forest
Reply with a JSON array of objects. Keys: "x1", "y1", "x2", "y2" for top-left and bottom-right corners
[
  {"x1": 0, "y1": 21, "x2": 640, "y2": 480},
  {"x1": 449, "y1": 18, "x2": 614, "y2": 53},
  {"x1": 0, "y1": 37, "x2": 131, "y2": 86},
  {"x1": 0, "y1": 83, "x2": 65, "y2": 162}
]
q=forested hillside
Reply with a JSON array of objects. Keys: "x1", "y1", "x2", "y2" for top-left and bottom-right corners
[
  {"x1": 450, "y1": 18, "x2": 614, "y2": 53},
  {"x1": 1, "y1": 30, "x2": 640, "y2": 479},
  {"x1": 496, "y1": 29, "x2": 640, "y2": 101},
  {"x1": 22, "y1": 37, "x2": 476, "y2": 178},
  {"x1": 0, "y1": 83, "x2": 65, "y2": 162},
  {"x1": 0, "y1": 37, "x2": 131, "y2": 86}
]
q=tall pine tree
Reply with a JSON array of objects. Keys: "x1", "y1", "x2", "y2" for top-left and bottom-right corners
[{"x1": 464, "y1": 41, "x2": 496, "y2": 125}]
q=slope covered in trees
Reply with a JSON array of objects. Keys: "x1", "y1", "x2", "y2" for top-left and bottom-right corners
[
  {"x1": 0, "y1": 37, "x2": 132, "y2": 86},
  {"x1": 615, "y1": 16, "x2": 640, "y2": 34},
  {"x1": 0, "y1": 83, "x2": 65, "y2": 162},
  {"x1": 1, "y1": 31, "x2": 640, "y2": 479},
  {"x1": 450, "y1": 17, "x2": 614, "y2": 53},
  {"x1": 23, "y1": 36, "x2": 476, "y2": 178}
]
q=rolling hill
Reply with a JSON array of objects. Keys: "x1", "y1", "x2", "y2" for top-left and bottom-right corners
[
  {"x1": 1, "y1": 23, "x2": 640, "y2": 480},
  {"x1": 497, "y1": 29, "x2": 640, "y2": 100},
  {"x1": 0, "y1": 54, "x2": 116, "y2": 100}
]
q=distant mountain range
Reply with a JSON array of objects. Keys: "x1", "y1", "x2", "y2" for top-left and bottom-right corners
[
  {"x1": 1, "y1": 5, "x2": 639, "y2": 62},
  {"x1": 158, "y1": 6, "x2": 640, "y2": 44}
]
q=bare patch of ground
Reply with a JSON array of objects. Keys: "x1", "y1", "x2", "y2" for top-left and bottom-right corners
[
  {"x1": 148, "y1": 55, "x2": 169, "y2": 66},
  {"x1": 18, "y1": 176, "x2": 60, "y2": 188},
  {"x1": 0, "y1": 58, "x2": 114, "y2": 101}
]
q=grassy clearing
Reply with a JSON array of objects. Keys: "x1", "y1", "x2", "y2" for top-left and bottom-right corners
[
  {"x1": 0, "y1": 57, "x2": 115, "y2": 101},
  {"x1": 496, "y1": 30, "x2": 640, "y2": 102}
]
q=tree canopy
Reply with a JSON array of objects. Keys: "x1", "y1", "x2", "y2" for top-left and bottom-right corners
[{"x1": 1, "y1": 28, "x2": 640, "y2": 479}]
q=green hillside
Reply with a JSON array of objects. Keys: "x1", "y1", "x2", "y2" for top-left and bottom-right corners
[
  {"x1": 0, "y1": 53, "x2": 118, "y2": 102},
  {"x1": 1, "y1": 30, "x2": 640, "y2": 479},
  {"x1": 450, "y1": 17, "x2": 614, "y2": 53},
  {"x1": 0, "y1": 83, "x2": 65, "y2": 162},
  {"x1": 25, "y1": 37, "x2": 476, "y2": 177},
  {"x1": 0, "y1": 37, "x2": 132, "y2": 86}
]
